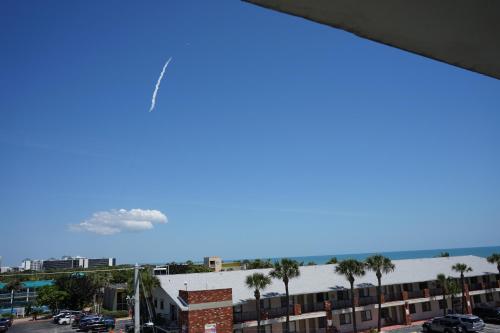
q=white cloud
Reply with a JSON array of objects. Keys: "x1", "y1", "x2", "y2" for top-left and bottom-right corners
[{"x1": 71, "y1": 209, "x2": 167, "y2": 235}]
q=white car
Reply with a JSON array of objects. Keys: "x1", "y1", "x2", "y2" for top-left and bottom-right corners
[{"x1": 58, "y1": 315, "x2": 74, "y2": 325}]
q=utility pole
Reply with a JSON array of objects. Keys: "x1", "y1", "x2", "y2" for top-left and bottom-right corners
[{"x1": 134, "y1": 263, "x2": 140, "y2": 333}]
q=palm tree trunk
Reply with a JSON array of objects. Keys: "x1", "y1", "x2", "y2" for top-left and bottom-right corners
[
  {"x1": 350, "y1": 282, "x2": 357, "y2": 333},
  {"x1": 285, "y1": 282, "x2": 290, "y2": 333},
  {"x1": 377, "y1": 277, "x2": 382, "y2": 332},
  {"x1": 461, "y1": 274, "x2": 466, "y2": 314},
  {"x1": 256, "y1": 294, "x2": 261, "y2": 333}
]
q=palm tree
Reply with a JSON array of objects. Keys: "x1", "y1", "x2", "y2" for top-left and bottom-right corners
[
  {"x1": 436, "y1": 274, "x2": 448, "y2": 315},
  {"x1": 447, "y1": 277, "x2": 461, "y2": 314},
  {"x1": 451, "y1": 263, "x2": 473, "y2": 314},
  {"x1": 91, "y1": 272, "x2": 112, "y2": 313},
  {"x1": 487, "y1": 253, "x2": 500, "y2": 274},
  {"x1": 335, "y1": 260, "x2": 365, "y2": 333},
  {"x1": 326, "y1": 257, "x2": 338, "y2": 264},
  {"x1": 270, "y1": 259, "x2": 300, "y2": 333},
  {"x1": 365, "y1": 255, "x2": 395, "y2": 332},
  {"x1": 245, "y1": 273, "x2": 272, "y2": 333}
]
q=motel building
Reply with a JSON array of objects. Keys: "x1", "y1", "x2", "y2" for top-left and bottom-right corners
[{"x1": 152, "y1": 256, "x2": 500, "y2": 333}]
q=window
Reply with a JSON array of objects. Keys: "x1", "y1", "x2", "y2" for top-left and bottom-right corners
[
  {"x1": 154, "y1": 298, "x2": 158, "y2": 308},
  {"x1": 409, "y1": 304, "x2": 416, "y2": 314},
  {"x1": 316, "y1": 292, "x2": 325, "y2": 303},
  {"x1": 381, "y1": 308, "x2": 390, "y2": 319},
  {"x1": 359, "y1": 288, "x2": 369, "y2": 297},
  {"x1": 261, "y1": 298, "x2": 271, "y2": 309},
  {"x1": 340, "y1": 313, "x2": 351, "y2": 325},
  {"x1": 361, "y1": 310, "x2": 372, "y2": 321},
  {"x1": 439, "y1": 300, "x2": 446, "y2": 309},
  {"x1": 419, "y1": 282, "x2": 428, "y2": 290},
  {"x1": 473, "y1": 295, "x2": 482, "y2": 304},
  {"x1": 160, "y1": 300, "x2": 164, "y2": 310},
  {"x1": 486, "y1": 293, "x2": 493, "y2": 302},
  {"x1": 422, "y1": 302, "x2": 432, "y2": 312}
]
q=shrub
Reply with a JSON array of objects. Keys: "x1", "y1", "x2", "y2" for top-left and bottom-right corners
[{"x1": 101, "y1": 309, "x2": 129, "y2": 318}]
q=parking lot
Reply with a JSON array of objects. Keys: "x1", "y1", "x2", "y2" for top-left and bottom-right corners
[
  {"x1": 387, "y1": 323, "x2": 500, "y2": 333},
  {"x1": 8, "y1": 318, "x2": 132, "y2": 333}
]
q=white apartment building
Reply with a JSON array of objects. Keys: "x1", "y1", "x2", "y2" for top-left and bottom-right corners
[{"x1": 152, "y1": 255, "x2": 500, "y2": 333}]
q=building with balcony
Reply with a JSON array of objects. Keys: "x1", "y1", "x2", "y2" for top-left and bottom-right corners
[
  {"x1": 42, "y1": 256, "x2": 116, "y2": 271},
  {"x1": 0, "y1": 280, "x2": 54, "y2": 315},
  {"x1": 152, "y1": 255, "x2": 500, "y2": 333}
]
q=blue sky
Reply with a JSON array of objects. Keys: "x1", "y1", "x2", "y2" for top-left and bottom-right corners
[{"x1": 1, "y1": 1, "x2": 499, "y2": 267}]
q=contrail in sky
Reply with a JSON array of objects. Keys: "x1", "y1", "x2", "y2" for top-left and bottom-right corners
[{"x1": 149, "y1": 57, "x2": 172, "y2": 112}]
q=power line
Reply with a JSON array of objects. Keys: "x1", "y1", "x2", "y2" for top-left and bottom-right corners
[{"x1": 0, "y1": 267, "x2": 135, "y2": 278}]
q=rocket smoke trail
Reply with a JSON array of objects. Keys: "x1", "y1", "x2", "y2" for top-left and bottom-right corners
[{"x1": 149, "y1": 57, "x2": 172, "y2": 112}]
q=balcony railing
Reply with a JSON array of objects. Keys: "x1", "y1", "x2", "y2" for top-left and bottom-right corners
[
  {"x1": 358, "y1": 296, "x2": 377, "y2": 306},
  {"x1": 234, "y1": 306, "x2": 294, "y2": 323},
  {"x1": 469, "y1": 283, "x2": 483, "y2": 291},
  {"x1": 302, "y1": 302, "x2": 325, "y2": 313},
  {"x1": 407, "y1": 290, "x2": 425, "y2": 299},
  {"x1": 488, "y1": 281, "x2": 499, "y2": 289},
  {"x1": 430, "y1": 288, "x2": 443, "y2": 296},
  {"x1": 384, "y1": 293, "x2": 403, "y2": 302},
  {"x1": 332, "y1": 299, "x2": 352, "y2": 309}
]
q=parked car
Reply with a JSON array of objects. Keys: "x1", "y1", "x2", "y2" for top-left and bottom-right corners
[
  {"x1": 72, "y1": 312, "x2": 92, "y2": 327},
  {"x1": 473, "y1": 306, "x2": 500, "y2": 324},
  {"x1": 423, "y1": 317, "x2": 465, "y2": 333},
  {"x1": 0, "y1": 321, "x2": 8, "y2": 333},
  {"x1": 445, "y1": 314, "x2": 485, "y2": 332},
  {"x1": 58, "y1": 314, "x2": 75, "y2": 325},
  {"x1": 0, "y1": 318, "x2": 12, "y2": 328},
  {"x1": 79, "y1": 316, "x2": 115, "y2": 332},
  {"x1": 52, "y1": 310, "x2": 71, "y2": 323}
]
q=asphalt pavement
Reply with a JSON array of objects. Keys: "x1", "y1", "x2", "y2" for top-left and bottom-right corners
[{"x1": 8, "y1": 318, "x2": 131, "y2": 333}]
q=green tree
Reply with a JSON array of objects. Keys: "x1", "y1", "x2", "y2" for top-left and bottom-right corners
[
  {"x1": 335, "y1": 259, "x2": 366, "y2": 333},
  {"x1": 436, "y1": 252, "x2": 450, "y2": 257},
  {"x1": 56, "y1": 274, "x2": 98, "y2": 310},
  {"x1": 326, "y1": 257, "x2": 338, "y2": 264},
  {"x1": 487, "y1": 253, "x2": 500, "y2": 274},
  {"x1": 247, "y1": 259, "x2": 274, "y2": 270},
  {"x1": 36, "y1": 285, "x2": 69, "y2": 313},
  {"x1": 245, "y1": 273, "x2": 272, "y2": 333},
  {"x1": 436, "y1": 274, "x2": 448, "y2": 316},
  {"x1": 270, "y1": 259, "x2": 300, "y2": 333},
  {"x1": 365, "y1": 255, "x2": 395, "y2": 332},
  {"x1": 91, "y1": 272, "x2": 112, "y2": 313},
  {"x1": 451, "y1": 263, "x2": 473, "y2": 314}
]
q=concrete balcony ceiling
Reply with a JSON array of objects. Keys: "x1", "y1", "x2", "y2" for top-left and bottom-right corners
[{"x1": 243, "y1": 0, "x2": 500, "y2": 80}]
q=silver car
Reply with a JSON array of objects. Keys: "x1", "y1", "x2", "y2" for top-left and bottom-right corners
[{"x1": 445, "y1": 314, "x2": 485, "y2": 332}]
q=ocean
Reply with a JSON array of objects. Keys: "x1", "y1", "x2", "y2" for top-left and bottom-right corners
[{"x1": 237, "y1": 245, "x2": 500, "y2": 264}]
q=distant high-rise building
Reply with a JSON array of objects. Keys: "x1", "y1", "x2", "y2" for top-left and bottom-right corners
[
  {"x1": 41, "y1": 256, "x2": 116, "y2": 271},
  {"x1": 20, "y1": 259, "x2": 43, "y2": 271}
]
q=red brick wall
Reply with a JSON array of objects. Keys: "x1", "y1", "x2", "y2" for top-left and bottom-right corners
[
  {"x1": 178, "y1": 289, "x2": 234, "y2": 333},
  {"x1": 181, "y1": 307, "x2": 233, "y2": 333},
  {"x1": 179, "y1": 288, "x2": 232, "y2": 304}
]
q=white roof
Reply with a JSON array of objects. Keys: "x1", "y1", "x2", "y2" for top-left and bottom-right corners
[{"x1": 158, "y1": 255, "x2": 497, "y2": 308}]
